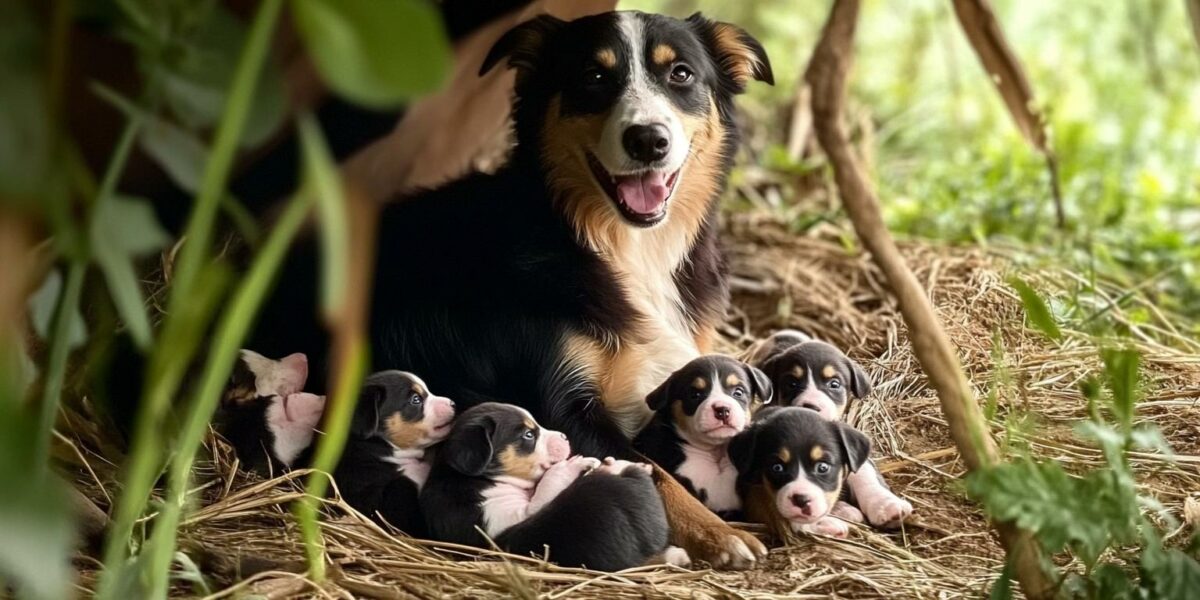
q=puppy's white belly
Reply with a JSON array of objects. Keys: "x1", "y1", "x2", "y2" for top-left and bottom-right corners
[{"x1": 677, "y1": 444, "x2": 740, "y2": 513}]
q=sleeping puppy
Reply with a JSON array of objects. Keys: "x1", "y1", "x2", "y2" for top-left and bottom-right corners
[
  {"x1": 728, "y1": 406, "x2": 870, "y2": 539},
  {"x1": 633, "y1": 355, "x2": 771, "y2": 517},
  {"x1": 422, "y1": 403, "x2": 679, "y2": 571},
  {"x1": 333, "y1": 371, "x2": 455, "y2": 535},
  {"x1": 749, "y1": 330, "x2": 914, "y2": 528},
  {"x1": 218, "y1": 350, "x2": 326, "y2": 473}
]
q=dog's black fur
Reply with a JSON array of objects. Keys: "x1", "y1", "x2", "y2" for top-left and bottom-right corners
[{"x1": 421, "y1": 403, "x2": 668, "y2": 571}]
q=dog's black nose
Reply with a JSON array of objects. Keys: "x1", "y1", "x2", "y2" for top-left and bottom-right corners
[
  {"x1": 791, "y1": 494, "x2": 810, "y2": 509},
  {"x1": 622, "y1": 124, "x2": 670, "y2": 163},
  {"x1": 714, "y1": 406, "x2": 730, "y2": 422}
]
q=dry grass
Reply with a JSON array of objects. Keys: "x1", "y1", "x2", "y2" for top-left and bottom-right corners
[{"x1": 60, "y1": 211, "x2": 1200, "y2": 599}]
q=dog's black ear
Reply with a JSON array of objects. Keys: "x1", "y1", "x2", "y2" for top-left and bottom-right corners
[
  {"x1": 834, "y1": 422, "x2": 871, "y2": 473},
  {"x1": 350, "y1": 383, "x2": 385, "y2": 438},
  {"x1": 444, "y1": 415, "x2": 496, "y2": 476},
  {"x1": 686, "y1": 12, "x2": 774, "y2": 91},
  {"x1": 644, "y1": 377, "x2": 674, "y2": 412},
  {"x1": 845, "y1": 357, "x2": 872, "y2": 399},
  {"x1": 727, "y1": 426, "x2": 759, "y2": 475},
  {"x1": 480, "y1": 15, "x2": 566, "y2": 77},
  {"x1": 746, "y1": 365, "x2": 773, "y2": 405}
]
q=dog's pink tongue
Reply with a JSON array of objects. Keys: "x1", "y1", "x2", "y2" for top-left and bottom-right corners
[{"x1": 615, "y1": 171, "x2": 670, "y2": 215}]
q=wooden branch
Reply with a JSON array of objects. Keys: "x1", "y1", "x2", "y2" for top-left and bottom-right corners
[
  {"x1": 1187, "y1": 0, "x2": 1200, "y2": 55},
  {"x1": 803, "y1": 1, "x2": 1058, "y2": 598},
  {"x1": 949, "y1": 0, "x2": 1064, "y2": 229}
]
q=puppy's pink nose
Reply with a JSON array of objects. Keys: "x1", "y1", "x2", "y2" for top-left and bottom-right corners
[
  {"x1": 714, "y1": 405, "x2": 731, "y2": 423},
  {"x1": 791, "y1": 493, "x2": 812, "y2": 514}
]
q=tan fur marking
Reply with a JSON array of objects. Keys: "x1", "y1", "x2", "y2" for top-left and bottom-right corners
[
  {"x1": 810, "y1": 445, "x2": 825, "y2": 461},
  {"x1": 522, "y1": 419, "x2": 537, "y2": 431},
  {"x1": 410, "y1": 382, "x2": 426, "y2": 397},
  {"x1": 652, "y1": 44, "x2": 676, "y2": 65},
  {"x1": 790, "y1": 365, "x2": 806, "y2": 379},
  {"x1": 745, "y1": 479, "x2": 791, "y2": 542},
  {"x1": 692, "y1": 377, "x2": 708, "y2": 390},
  {"x1": 711, "y1": 23, "x2": 762, "y2": 85},
  {"x1": 498, "y1": 444, "x2": 540, "y2": 480},
  {"x1": 825, "y1": 470, "x2": 845, "y2": 513},
  {"x1": 384, "y1": 413, "x2": 426, "y2": 449},
  {"x1": 778, "y1": 448, "x2": 791, "y2": 464},
  {"x1": 694, "y1": 324, "x2": 718, "y2": 353},
  {"x1": 596, "y1": 48, "x2": 617, "y2": 68},
  {"x1": 725, "y1": 374, "x2": 741, "y2": 388},
  {"x1": 654, "y1": 463, "x2": 763, "y2": 559},
  {"x1": 821, "y1": 365, "x2": 836, "y2": 379},
  {"x1": 671, "y1": 400, "x2": 689, "y2": 429}
]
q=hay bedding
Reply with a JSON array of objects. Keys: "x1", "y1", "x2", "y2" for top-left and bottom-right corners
[{"x1": 63, "y1": 212, "x2": 1200, "y2": 599}]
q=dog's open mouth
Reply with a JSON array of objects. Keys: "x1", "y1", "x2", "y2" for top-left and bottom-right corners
[{"x1": 585, "y1": 152, "x2": 679, "y2": 227}]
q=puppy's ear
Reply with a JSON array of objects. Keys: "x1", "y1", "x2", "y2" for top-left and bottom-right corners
[
  {"x1": 727, "y1": 426, "x2": 758, "y2": 475},
  {"x1": 350, "y1": 383, "x2": 385, "y2": 438},
  {"x1": 834, "y1": 422, "x2": 871, "y2": 472},
  {"x1": 687, "y1": 12, "x2": 774, "y2": 91},
  {"x1": 644, "y1": 377, "x2": 673, "y2": 412},
  {"x1": 480, "y1": 15, "x2": 566, "y2": 78},
  {"x1": 846, "y1": 358, "x2": 872, "y2": 399},
  {"x1": 746, "y1": 365, "x2": 773, "y2": 405},
  {"x1": 444, "y1": 415, "x2": 496, "y2": 476}
]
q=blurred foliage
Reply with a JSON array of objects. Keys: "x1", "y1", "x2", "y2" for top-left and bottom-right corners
[{"x1": 629, "y1": 0, "x2": 1200, "y2": 323}]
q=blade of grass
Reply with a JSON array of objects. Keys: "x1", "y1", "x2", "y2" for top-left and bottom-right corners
[
  {"x1": 143, "y1": 191, "x2": 313, "y2": 598},
  {"x1": 33, "y1": 261, "x2": 84, "y2": 479},
  {"x1": 294, "y1": 112, "x2": 370, "y2": 581},
  {"x1": 97, "y1": 0, "x2": 283, "y2": 593}
]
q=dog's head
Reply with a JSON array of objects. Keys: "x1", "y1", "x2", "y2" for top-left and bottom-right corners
[
  {"x1": 759, "y1": 340, "x2": 871, "y2": 421},
  {"x1": 440, "y1": 403, "x2": 571, "y2": 482},
  {"x1": 351, "y1": 371, "x2": 457, "y2": 450},
  {"x1": 645, "y1": 355, "x2": 772, "y2": 445},
  {"x1": 482, "y1": 11, "x2": 771, "y2": 237},
  {"x1": 729, "y1": 407, "x2": 869, "y2": 526}
]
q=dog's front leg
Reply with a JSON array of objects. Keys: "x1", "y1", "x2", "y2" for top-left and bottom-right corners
[
  {"x1": 653, "y1": 463, "x2": 767, "y2": 569},
  {"x1": 847, "y1": 461, "x2": 913, "y2": 528}
]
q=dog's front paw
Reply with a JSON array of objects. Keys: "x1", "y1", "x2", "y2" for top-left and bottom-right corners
[
  {"x1": 861, "y1": 490, "x2": 913, "y2": 529},
  {"x1": 650, "y1": 545, "x2": 692, "y2": 568},
  {"x1": 682, "y1": 522, "x2": 766, "y2": 570},
  {"x1": 564, "y1": 455, "x2": 603, "y2": 476},
  {"x1": 829, "y1": 500, "x2": 865, "y2": 524},
  {"x1": 792, "y1": 516, "x2": 849, "y2": 538},
  {"x1": 597, "y1": 456, "x2": 652, "y2": 476}
]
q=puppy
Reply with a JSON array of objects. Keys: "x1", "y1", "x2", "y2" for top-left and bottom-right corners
[
  {"x1": 421, "y1": 403, "x2": 677, "y2": 571},
  {"x1": 633, "y1": 355, "x2": 771, "y2": 517},
  {"x1": 218, "y1": 350, "x2": 326, "y2": 473},
  {"x1": 750, "y1": 330, "x2": 914, "y2": 527},
  {"x1": 728, "y1": 406, "x2": 870, "y2": 538},
  {"x1": 333, "y1": 371, "x2": 456, "y2": 535}
]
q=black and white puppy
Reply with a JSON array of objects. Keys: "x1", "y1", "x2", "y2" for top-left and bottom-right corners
[
  {"x1": 728, "y1": 406, "x2": 870, "y2": 538},
  {"x1": 333, "y1": 371, "x2": 456, "y2": 536},
  {"x1": 748, "y1": 330, "x2": 914, "y2": 527},
  {"x1": 422, "y1": 403, "x2": 681, "y2": 571},
  {"x1": 218, "y1": 350, "x2": 325, "y2": 473},
  {"x1": 633, "y1": 355, "x2": 771, "y2": 517}
]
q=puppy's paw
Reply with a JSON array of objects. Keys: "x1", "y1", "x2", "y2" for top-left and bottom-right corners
[
  {"x1": 861, "y1": 491, "x2": 913, "y2": 529},
  {"x1": 564, "y1": 456, "x2": 603, "y2": 476},
  {"x1": 682, "y1": 524, "x2": 766, "y2": 570},
  {"x1": 792, "y1": 516, "x2": 849, "y2": 538},
  {"x1": 657, "y1": 546, "x2": 691, "y2": 568},
  {"x1": 829, "y1": 500, "x2": 865, "y2": 524},
  {"x1": 597, "y1": 456, "x2": 652, "y2": 477}
]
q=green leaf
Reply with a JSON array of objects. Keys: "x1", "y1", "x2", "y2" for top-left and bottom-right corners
[
  {"x1": 0, "y1": 3, "x2": 51, "y2": 202},
  {"x1": 987, "y1": 556, "x2": 1014, "y2": 600},
  {"x1": 27, "y1": 270, "x2": 88, "y2": 350},
  {"x1": 1142, "y1": 545, "x2": 1200, "y2": 600},
  {"x1": 1007, "y1": 276, "x2": 1061, "y2": 341},
  {"x1": 1101, "y1": 348, "x2": 1140, "y2": 430},
  {"x1": 90, "y1": 195, "x2": 170, "y2": 349},
  {"x1": 139, "y1": 118, "x2": 208, "y2": 193},
  {"x1": 292, "y1": 0, "x2": 450, "y2": 108},
  {"x1": 297, "y1": 113, "x2": 348, "y2": 315}
]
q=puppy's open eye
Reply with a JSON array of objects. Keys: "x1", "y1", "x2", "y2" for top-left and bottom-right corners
[
  {"x1": 770, "y1": 463, "x2": 785, "y2": 474},
  {"x1": 785, "y1": 378, "x2": 801, "y2": 391},
  {"x1": 409, "y1": 393, "x2": 423, "y2": 405},
  {"x1": 731, "y1": 387, "x2": 746, "y2": 400},
  {"x1": 583, "y1": 67, "x2": 606, "y2": 85},
  {"x1": 690, "y1": 389, "x2": 706, "y2": 401},
  {"x1": 827, "y1": 379, "x2": 842, "y2": 390},
  {"x1": 669, "y1": 64, "x2": 693, "y2": 85},
  {"x1": 522, "y1": 429, "x2": 536, "y2": 441},
  {"x1": 815, "y1": 462, "x2": 831, "y2": 474}
]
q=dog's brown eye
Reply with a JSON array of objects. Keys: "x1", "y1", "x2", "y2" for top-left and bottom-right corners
[
  {"x1": 815, "y1": 462, "x2": 831, "y2": 474},
  {"x1": 827, "y1": 379, "x2": 841, "y2": 390},
  {"x1": 584, "y1": 68, "x2": 606, "y2": 85},
  {"x1": 409, "y1": 393, "x2": 422, "y2": 405},
  {"x1": 522, "y1": 429, "x2": 536, "y2": 440},
  {"x1": 669, "y1": 64, "x2": 693, "y2": 84},
  {"x1": 731, "y1": 387, "x2": 745, "y2": 400}
]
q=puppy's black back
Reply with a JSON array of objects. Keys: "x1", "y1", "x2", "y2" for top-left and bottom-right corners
[{"x1": 334, "y1": 437, "x2": 425, "y2": 536}]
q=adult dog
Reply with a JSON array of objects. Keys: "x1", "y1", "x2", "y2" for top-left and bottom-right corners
[{"x1": 250, "y1": 10, "x2": 773, "y2": 567}]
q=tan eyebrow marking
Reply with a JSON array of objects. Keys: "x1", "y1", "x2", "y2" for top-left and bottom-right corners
[
  {"x1": 778, "y1": 447, "x2": 791, "y2": 463},
  {"x1": 692, "y1": 377, "x2": 708, "y2": 389},
  {"x1": 810, "y1": 445, "x2": 825, "y2": 461},
  {"x1": 596, "y1": 48, "x2": 617, "y2": 68},
  {"x1": 821, "y1": 365, "x2": 837, "y2": 379},
  {"x1": 725, "y1": 374, "x2": 741, "y2": 387},
  {"x1": 652, "y1": 44, "x2": 676, "y2": 65},
  {"x1": 523, "y1": 419, "x2": 537, "y2": 430},
  {"x1": 791, "y1": 365, "x2": 806, "y2": 379}
]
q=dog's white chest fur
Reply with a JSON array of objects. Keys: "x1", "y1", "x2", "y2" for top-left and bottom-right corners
[
  {"x1": 677, "y1": 443, "x2": 740, "y2": 513},
  {"x1": 382, "y1": 448, "x2": 431, "y2": 490}
]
